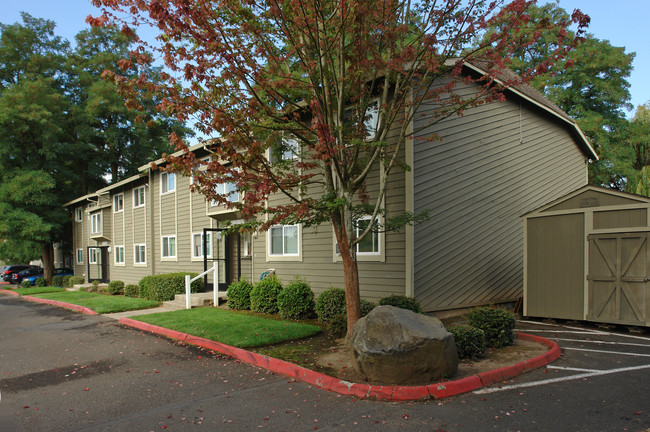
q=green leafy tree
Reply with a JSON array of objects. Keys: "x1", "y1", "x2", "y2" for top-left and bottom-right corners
[{"x1": 91, "y1": 0, "x2": 587, "y2": 337}]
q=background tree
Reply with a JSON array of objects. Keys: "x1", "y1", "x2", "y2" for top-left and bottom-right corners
[{"x1": 91, "y1": 0, "x2": 587, "y2": 336}]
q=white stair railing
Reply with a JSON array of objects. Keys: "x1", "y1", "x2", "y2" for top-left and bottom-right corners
[{"x1": 184, "y1": 262, "x2": 220, "y2": 309}]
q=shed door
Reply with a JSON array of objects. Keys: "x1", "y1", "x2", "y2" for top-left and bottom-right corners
[{"x1": 588, "y1": 233, "x2": 647, "y2": 325}]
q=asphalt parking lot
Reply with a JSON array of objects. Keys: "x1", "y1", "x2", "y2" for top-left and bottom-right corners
[{"x1": 1, "y1": 292, "x2": 649, "y2": 431}]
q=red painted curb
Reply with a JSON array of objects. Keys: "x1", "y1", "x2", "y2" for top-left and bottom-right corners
[
  {"x1": 0, "y1": 289, "x2": 19, "y2": 296},
  {"x1": 116, "y1": 318, "x2": 562, "y2": 402},
  {"x1": 22, "y1": 296, "x2": 98, "y2": 315}
]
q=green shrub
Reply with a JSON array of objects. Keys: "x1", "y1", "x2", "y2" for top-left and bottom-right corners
[
  {"x1": 315, "y1": 287, "x2": 346, "y2": 323},
  {"x1": 138, "y1": 272, "x2": 201, "y2": 301},
  {"x1": 327, "y1": 314, "x2": 348, "y2": 338},
  {"x1": 51, "y1": 276, "x2": 64, "y2": 287},
  {"x1": 378, "y1": 295, "x2": 422, "y2": 313},
  {"x1": 68, "y1": 275, "x2": 84, "y2": 286},
  {"x1": 360, "y1": 299, "x2": 376, "y2": 317},
  {"x1": 34, "y1": 277, "x2": 46, "y2": 287},
  {"x1": 468, "y1": 307, "x2": 516, "y2": 348},
  {"x1": 62, "y1": 275, "x2": 72, "y2": 288},
  {"x1": 449, "y1": 325, "x2": 486, "y2": 360},
  {"x1": 20, "y1": 280, "x2": 31, "y2": 288},
  {"x1": 226, "y1": 277, "x2": 254, "y2": 310},
  {"x1": 108, "y1": 280, "x2": 125, "y2": 295},
  {"x1": 277, "y1": 278, "x2": 315, "y2": 320},
  {"x1": 124, "y1": 284, "x2": 139, "y2": 298},
  {"x1": 250, "y1": 275, "x2": 283, "y2": 314}
]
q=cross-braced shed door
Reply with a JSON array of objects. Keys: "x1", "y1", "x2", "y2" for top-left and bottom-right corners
[{"x1": 588, "y1": 233, "x2": 648, "y2": 325}]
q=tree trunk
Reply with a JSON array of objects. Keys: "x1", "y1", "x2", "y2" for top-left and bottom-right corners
[
  {"x1": 340, "y1": 246, "x2": 361, "y2": 339},
  {"x1": 41, "y1": 242, "x2": 55, "y2": 284}
]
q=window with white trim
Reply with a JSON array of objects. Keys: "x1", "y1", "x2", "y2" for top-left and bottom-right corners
[
  {"x1": 161, "y1": 172, "x2": 176, "y2": 194},
  {"x1": 161, "y1": 236, "x2": 176, "y2": 258},
  {"x1": 133, "y1": 186, "x2": 145, "y2": 208},
  {"x1": 114, "y1": 246, "x2": 125, "y2": 264},
  {"x1": 335, "y1": 216, "x2": 380, "y2": 255},
  {"x1": 242, "y1": 232, "x2": 252, "y2": 257},
  {"x1": 88, "y1": 248, "x2": 98, "y2": 264},
  {"x1": 75, "y1": 208, "x2": 83, "y2": 222},
  {"x1": 90, "y1": 213, "x2": 101, "y2": 234},
  {"x1": 113, "y1": 193, "x2": 124, "y2": 213},
  {"x1": 192, "y1": 232, "x2": 212, "y2": 258},
  {"x1": 268, "y1": 224, "x2": 299, "y2": 256},
  {"x1": 211, "y1": 181, "x2": 239, "y2": 206},
  {"x1": 134, "y1": 244, "x2": 146, "y2": 264},
  {"x1": 76, "y1": 248, "x2": 83, "y2": 264},
  {"x1": 344, "y1": 99, "x2": 379, "y2": 141},
  {"x1": 269, "y1": 137, "x2": 298, "y2": 163}
]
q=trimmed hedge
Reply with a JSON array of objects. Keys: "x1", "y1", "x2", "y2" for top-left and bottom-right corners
[
  {"x1": 62, "y1": 275, "x2": 72, "y2": 288},
  {"x1": 138, "y1": 272, "x2": 201, "y2": 301},
  {"x1": 378, "y1": 295, "x2": 422, "y2": 313},
  {"x1": 226, "y1": 277, "x2": 254, "y2": 310},
  {"x1": 468, "y1": 307, "x2": 516, "y2": 348},
  {"x1": 20, "y1": 280, "x2": 31, "y2": 288},
  {"x1": 34, "y1": 277, "x2": 46, "y2": 287},
  {"x1": 69, "y1": 276, "x2": 84, "y2": 286},
  {"x1": 124, "y1": 284, "x2": 139, "y2": 298},
  {"x1": 250, "y1": 275, "x2": 283, "y2": 314},
  {"x1": 108, "y1": 280, "x2": 125, "y2": 296},
  {"x1": 277, "y1": 278, "x2": 315, "y2": 320},
  {"x1": 315, "y1": 287, "x2": 346, "y2": 323},
  {"x1": 449, "y1": 325, "x2": 486, "y2": 360},
  {"x1": 51, "y1": 276, "x2": 64, "y2": 287}
]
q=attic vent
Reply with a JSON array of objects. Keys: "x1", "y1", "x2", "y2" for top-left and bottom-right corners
[{"x1": 580, "y1": 198, "x2": 599, "y2": 208}]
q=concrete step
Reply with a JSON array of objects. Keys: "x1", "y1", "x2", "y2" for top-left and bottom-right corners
[{"x1": 166, "y1": 291, "x2": 228, "y2": 308}]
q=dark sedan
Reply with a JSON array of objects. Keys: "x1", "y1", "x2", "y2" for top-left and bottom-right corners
[
  {"x1": 2, "y1": 265, "x2": 30, "y2": 282},
  {"x1": 12, "y1": 266, "x2": 43, "y2": 285}
]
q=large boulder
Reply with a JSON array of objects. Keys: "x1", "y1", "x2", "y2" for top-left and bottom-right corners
[{"x1": 349, "y1": 305, "x2": 458, "y2": 385}]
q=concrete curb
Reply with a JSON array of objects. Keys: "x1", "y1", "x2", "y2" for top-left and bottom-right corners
[
  {"x1": 118, "y1": 317, "x2": 561, "y2": 401},
  {"x1": 0, "y1": 289, "x2": 19, "y2": 296},
  {"x1": 22, "y1": 295, "x2": 98, "y2": 315}
]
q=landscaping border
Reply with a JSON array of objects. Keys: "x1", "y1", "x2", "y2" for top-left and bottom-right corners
[{"x1": 118, "y1": 317, "x2": 561, "y2": 401}]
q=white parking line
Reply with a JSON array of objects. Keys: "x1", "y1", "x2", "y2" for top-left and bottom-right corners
[
  {"x1": 518, "y1": 321, "x2": 650, "y2": 341},
  {"x1": 474, "y1": 364, "x2": 650, "y2": 394},
  {"x1": 546, "y1": 366, "x2": 603, "y2": 373},
  {"x1": 518, "y1": 330, "x2": 606, "y2": 335},
  {"x1": 563, "y1": 347, "x2": 650, "y2": 357},
  {"x1": 551, "y1": 338, "x2": 650, "y2": 348}
]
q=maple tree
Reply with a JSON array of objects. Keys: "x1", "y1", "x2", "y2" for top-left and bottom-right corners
[{"x1": 90, "y1": 0, "x2": 587, "y2": 336}]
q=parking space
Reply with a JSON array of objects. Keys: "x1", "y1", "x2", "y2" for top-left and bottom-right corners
[{"x1": 475, "y1": 320, "x2": 650, "y2": 396}]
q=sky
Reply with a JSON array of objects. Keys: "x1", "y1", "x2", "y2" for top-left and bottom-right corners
[{"x1": 2, "y1": 0, "x2": 648, "y2": 118}]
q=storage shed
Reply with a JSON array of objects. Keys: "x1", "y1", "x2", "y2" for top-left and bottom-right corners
[{"x1": 523, "y1": 185, "x2": 650, "y2": 327}]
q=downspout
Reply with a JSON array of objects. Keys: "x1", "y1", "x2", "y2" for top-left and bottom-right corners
[{"x1": 148, "y1": 168, "x2": 156, "y2": 276}]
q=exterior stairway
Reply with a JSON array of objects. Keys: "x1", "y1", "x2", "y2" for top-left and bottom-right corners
[{"x1": 165, "y1": 290, "x2": 229, "y2": 309}]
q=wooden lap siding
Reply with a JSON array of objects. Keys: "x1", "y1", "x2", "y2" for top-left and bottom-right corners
[{"x1": 413, "y1": 88, "x2": 587, "y2": 312}]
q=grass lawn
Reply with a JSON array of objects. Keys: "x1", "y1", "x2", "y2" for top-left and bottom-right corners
[
  {"x1": 14, "y1": 287, "x2": 66, "y2": 295},
  {"x1": 134, "y1": 308, "x2": 322, "y2": 348},
  {"x1": 32, "y1": 291, "x2": 160, "y2": 314}
]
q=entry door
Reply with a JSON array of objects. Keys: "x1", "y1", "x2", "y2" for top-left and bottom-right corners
[{"x1": 588, "y1": 233, "x2": 647, "y2": 325}]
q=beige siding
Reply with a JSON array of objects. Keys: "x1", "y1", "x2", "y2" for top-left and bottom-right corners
[{"x1": 413, "y1": 84, "x2": 588, "y2": 312}]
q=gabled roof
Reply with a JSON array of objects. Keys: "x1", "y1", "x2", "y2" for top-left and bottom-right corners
[{"x1": 462, "y1": 59, "x2": 598, "y2": 161}]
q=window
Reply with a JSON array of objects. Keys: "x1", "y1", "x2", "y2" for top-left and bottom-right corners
[
  {"x1": 192, "y1": 232, "x2": 212, "y2": 258},
  {"x1": 88, "y1": 248, "x2": 98, "y2": 264},
  {"x1": 114, "y1": 246, "x2": 125, "y2": 264},
  {"x1": 90, "y1": 213, "x2": 101, "y2": 234},
  {"x1": 269, "y1": 224, "x2": 299, "y2": 256},
  {"x1": 76, "y1": 249, "x2": 83, "y2": 264},
  {"x1": 269, "y1": 137, "x2": 298, "y2": 163},
  {"x1": 242, "y1": 232, "x2": 253, "y2": 257},
  {"x1": 75, "y1": 208, "x2": 83, "y2": 222},
  {"x1": 133, "y1": 186, "x2": 145, "y2": 208},
  {"x1": 211, "y1": 181, "x2": 239, "y2": 206},
  {"x1": 161, "y1": 172, "x2": 176, "y2": 194},
  {"x1": 161, "y1": 236, "x2": 176, "y2": 258},
  {"x1": 344, "y1": 99, "x2": 379, "y2": 140},
  {"x1": 134, "y1": 244, "x2": 146, "y2": 264},
  {"x1": 113, "y1": 194, "x2": 124, "y2": 213},
  {"x1": 335, "y1": 216, "x2": 380, "y2": 256}
]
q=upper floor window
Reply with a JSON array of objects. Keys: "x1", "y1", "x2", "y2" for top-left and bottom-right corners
[
  {"x1": 113, "y1": 194, "x2": 124, "y2": 213},
  {"x1": 344, "y1": 99, "x2": 379, "y2": 141},
  {"x1": 269, "y1": 137, "x2": 298, "y2": 163},
  {"x1": 161, "y1": 172, "x2": 176, "y2": 194},
  {"x1": 75, "y1": 208, "x2": 83, "y2": 222},
  {"x1": 133, "y1": 186, "x2": 145, "y2": 208},
  {"x1": 268, "y1": 224, "x2": 299, "y2": 256},
  {"x1": 211, "y1": 181, "x2": 239, "y2": 206},
  {"x1": 90, "y1": 213, "x2": 101, "y2": 234}
]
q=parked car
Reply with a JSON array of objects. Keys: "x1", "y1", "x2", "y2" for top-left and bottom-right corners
[
  {"x1": 2, "y1": 265, "x2": 30, "y2": 282},
  {"x1": 21, "y1": 267, "x2": 74, "y2": 286},
  {"x1": 12, "y1": 266, "x2": 43, "y2": 285}
]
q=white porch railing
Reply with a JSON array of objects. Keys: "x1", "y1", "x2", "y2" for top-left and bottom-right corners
[{"x1": 184, "y1": 262, "x2": 220, "y2": 309}]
